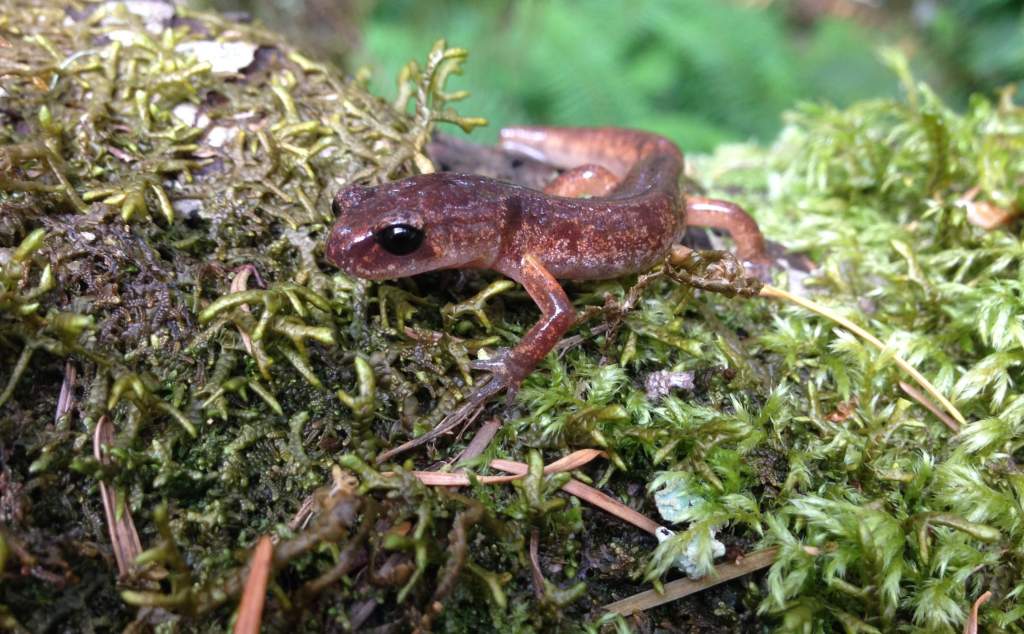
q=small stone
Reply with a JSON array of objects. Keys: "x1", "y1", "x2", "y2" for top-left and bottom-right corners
[
  {"x1": 645, "y1": 370, "x2": 695, "y2": 400},
  {"x1": 176, "y1": 41, "x2": 258, "y2": 74}
]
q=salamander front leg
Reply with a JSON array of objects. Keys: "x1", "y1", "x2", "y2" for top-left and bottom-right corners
[
  {"x1": 375, "y1": 254, "x2": 575, "y2": 463},
  {"x1": 470, "y1": 253, "x2": 576, "y2": 400}
]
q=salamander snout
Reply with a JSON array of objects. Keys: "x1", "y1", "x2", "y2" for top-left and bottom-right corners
[{"x1": 331, "y1": 185, "x2": 376, "y2": 218}]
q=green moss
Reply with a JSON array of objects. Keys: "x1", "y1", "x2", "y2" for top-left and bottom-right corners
[
  {"x1": 3, "y1": 2, "x2": 1024, "y2": 632},
  {"x1": 698, "y1": 56, "x2": 1024, "y2": 632}
]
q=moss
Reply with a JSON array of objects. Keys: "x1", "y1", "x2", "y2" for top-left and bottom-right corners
[
  {"x1": 3, "y1": 2, "x2": 1024, "y2": 632},
  {"x1": 698, "y1": 55, "x2": 1024, "y2": 632}
]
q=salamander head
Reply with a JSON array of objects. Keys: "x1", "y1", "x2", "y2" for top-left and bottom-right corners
[{"x1": 325, "y1": 173, "x2": 503, "y2": 280}]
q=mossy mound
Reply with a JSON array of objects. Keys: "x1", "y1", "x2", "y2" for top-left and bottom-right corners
[{"x1": 2, "y1": 2, "x2": 1024, "y2": 632}]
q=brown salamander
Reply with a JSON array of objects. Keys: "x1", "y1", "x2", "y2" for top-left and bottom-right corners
[{"x1": 325, "y1": 126, "x2": 769, "y2": 459}]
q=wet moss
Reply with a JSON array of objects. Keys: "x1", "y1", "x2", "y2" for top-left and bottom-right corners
[{"x1": 3, "y1": 3, "x2": 1024, "y2": 632}]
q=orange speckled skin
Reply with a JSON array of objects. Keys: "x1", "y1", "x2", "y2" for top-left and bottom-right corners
[
  {"x1": 325, "y1": 127, "x2": 752, "y2": 421},
  {"x1": 325, "y1": 127, "x2": 685, "y2": 284}
]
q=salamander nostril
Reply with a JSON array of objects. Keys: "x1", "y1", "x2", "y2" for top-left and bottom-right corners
[{"x1": 374, "y1": 224, "x2": 424, "y2": 255}]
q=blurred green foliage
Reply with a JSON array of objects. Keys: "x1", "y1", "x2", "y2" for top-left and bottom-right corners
[
  {"x1": 925, "y1": 0, "x2": 1024, "y2": 100},
  {"x1": 353, "y1": 0, "x2": 898, "y2": 150},
  {"x1": 203, "y1": 0, "x2": 1024, "y2": 151}
]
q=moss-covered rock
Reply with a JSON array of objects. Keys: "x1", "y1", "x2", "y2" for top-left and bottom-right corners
[{"x1": 3, "y1": 2, "x2": 1024, "y2": 632}]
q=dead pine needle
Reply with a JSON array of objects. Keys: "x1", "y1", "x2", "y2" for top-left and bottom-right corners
[
  {"x1": 233, "y1": 536, "x2": 274, "y2": 634},
  {"x1": 963, "y1": 590, "x2": 992, "y2": 634},
  {"x1": 529, "y1": 529, "x2": 545, "y2": 600},
  {"x1": 603, "y1": 548, "x2": 780, "y2": 615},
  {"x1": 94, "y1": 416, "x2": 144, "y2": 578},
  {"x1": 759, "y1": 284, "x2": 967, "y2": 429},
  {"x1": 490, "y1": 458, "x2": 663, "y2": 535},
  {"x1": 453, "y1": 418, "x2": 501, "y2": 466},
  {"x1": 399, "y1": 448, "x2": 607, "y2": 487},
  {"x1": 396, "y1": 449, "x2": 666, "y2": 535},
  {"x1": 899, "y1": 380, "x2": 960, "y2": 433}
]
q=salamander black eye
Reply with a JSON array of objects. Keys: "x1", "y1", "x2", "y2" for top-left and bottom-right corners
[{"x1": 374, "y1": 224, "x2": 424, "y2": 255}]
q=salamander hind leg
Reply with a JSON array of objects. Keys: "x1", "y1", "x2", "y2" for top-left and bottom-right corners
[
  {"x1": 685, "y1": 196, "x2": 772, "y2": 280},
  {"x1": 543, "y1": 164, "x2": 619, "y2": 197}
]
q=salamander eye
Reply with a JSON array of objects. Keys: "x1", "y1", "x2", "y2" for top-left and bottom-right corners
[{"x1": 374, "y1": 224, "x2": 424, "y2": 255}]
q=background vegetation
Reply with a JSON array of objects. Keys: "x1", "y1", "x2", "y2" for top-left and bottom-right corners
[{"x1": 204, "y1": 0, "x2": 1024, "y2": 150}]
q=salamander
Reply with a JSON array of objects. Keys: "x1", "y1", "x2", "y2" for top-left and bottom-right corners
[{"x1": 325, "y1": 126, "x2": 769, "y2": 459}]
